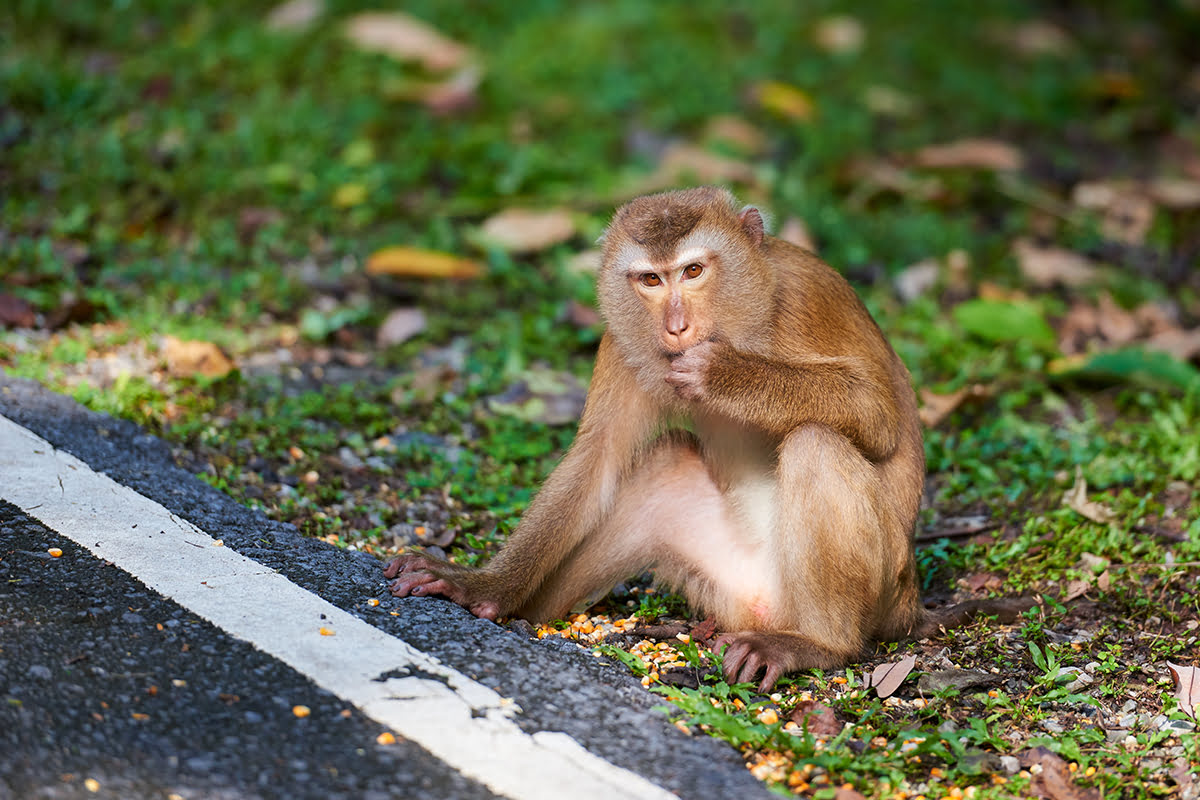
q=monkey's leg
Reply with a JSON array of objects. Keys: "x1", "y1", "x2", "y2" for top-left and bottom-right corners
[
  {"x1": 515, "y1": 435, "x2": 766, "y2": 622},
  {"x1": 716, "y1": 424, "x2": 888, "y2": 691}
]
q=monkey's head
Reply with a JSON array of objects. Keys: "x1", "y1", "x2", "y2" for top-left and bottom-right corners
[{"x1": 598, "y1": 186, "x2": 774, "y2": 358}]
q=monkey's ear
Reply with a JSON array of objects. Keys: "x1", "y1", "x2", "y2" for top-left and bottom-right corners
[{"x1": 738, "y1": 207, "x2": 765, "y2": 246}]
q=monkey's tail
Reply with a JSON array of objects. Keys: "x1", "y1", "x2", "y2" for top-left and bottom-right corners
[{"x1": 912, "y1": 596, "x2": 1039, "y2": 640}]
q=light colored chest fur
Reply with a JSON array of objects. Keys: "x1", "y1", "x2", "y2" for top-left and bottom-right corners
[{"x1": 693, "y1": 414, "x2": 779, "y2": 544}]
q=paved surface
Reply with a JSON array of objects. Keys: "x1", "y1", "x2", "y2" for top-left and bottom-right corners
[{"x1": 0, "y1": 373, "x2": 768, "y2": 800}]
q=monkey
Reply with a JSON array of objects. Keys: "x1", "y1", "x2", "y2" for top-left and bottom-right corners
[{"x1": 386, "y1": 186, "x2": 1019, "y2": 692}]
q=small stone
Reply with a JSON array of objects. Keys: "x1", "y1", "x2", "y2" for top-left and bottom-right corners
[
  {"x1": 999, "y1": 755, "x2": 1020, "y2": 774},
  {"x1": 28, "y1": 664, "x2": 53, "y2": 681}
]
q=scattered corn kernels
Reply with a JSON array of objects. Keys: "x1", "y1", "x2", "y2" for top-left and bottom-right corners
[
  {"x1": 319, "y1": 627, "x2": 335, "y2": 636},
  {"x1": 292, "y1": 705, "x2": 311, "y2": 718},
  {"x1": 48, "y1": 548, "x2": 63, "y2": 558},
  {"x1": 84, "y1": 778, "x2": 100, "y2": 793},
  {"x1": 376, "y1": 732, "x2": 396, "y2": 745},
  {"x1": 756, "y1": 708, "x2": 779, "y2": 725},
  {"x1": 367, "y1": 598, "x2": 380, "y2": 607}
]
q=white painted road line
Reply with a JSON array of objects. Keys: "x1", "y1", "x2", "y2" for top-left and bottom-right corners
[{"x1": 0, "y1": 414, "x2": 675, "y2": 800}]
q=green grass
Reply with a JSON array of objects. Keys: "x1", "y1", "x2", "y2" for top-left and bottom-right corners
[{"x1": 3, "y1": 1, "x2": 1200, "y2": 797}]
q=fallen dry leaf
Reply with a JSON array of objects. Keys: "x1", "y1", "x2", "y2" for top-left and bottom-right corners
[
  {"x1": 996, "y1": 20, "x2": 1075, "y2": 57},
  {"x1": 864, "y1": 654, "x2": 916, "y2": 698},
  {"x1": 1167, "y1": 662, "x2": 1200, "y2": 720},
  {"x1": 702, "y1": 115, "x2": 766, "y2": 156},
  {"x1": 1145, "y1": 327, "x2": 1200, "y2": 362},
  {"x1": 813, "y1": 15, "x2": 865, "y2": 54},
  {"x1": 265, "y1": 0, "x2": 323, "y2": 32},
  {"x1": 1063, "y1": 467, "x2": 1117, "y2": 524},
  {"x1": 162, "y1": 336, "x2": 235, "y2": 379},
  {"x1": 478, "y1": 208, "x2": 576, "y2": 253},
  {"x1": 918, "y1": 385, "x2": 987, "y2": 428},
  {"x1": 1013, "y1": 238, "x2": 1099, "y2": 288},
  {"x1": 343, "y1": 12, "x2": 471, "y2": 72},
  {"x1": 487, "y1": 366, "x2": 588, "y2": 426},
  {"x1": 1094, "y1": 293, "x2": 1140, "y2": 345},
  {"x1": 751, "y1": 80, "x2": 816, "y2": 121},
  {"x1": 777, "y1": 217, "x2": 816, "y2": 252},
  {"x1": 376, "y1": 308, "x2": 428, "y2": 348},
  {"x1": 1019, "y1": 746, "x2": 1100, "y2": 800},
  {"x1": 894, "y1": 258, "x2": 940, "y2": 303},
  {"x1": 648, "y1": 143, "x2": 757, "y2": 189},
  {"x1": 787, "y1": 700, "x2": 842, "y2": 737},
  {"x1": 834, "y1": 789, "x2": 868, "y2": 800},
  {"x1": 1147, "y1": 178, "x2": 1200, "y2": 209},
  {"x1": 0, "y1": 293, "x2": 36, "y2": 328},
  {"x1": 1062, "y1": 580, "x2": 1090, "y2": 603},
  {"x1": 365, "y1": 247, "x2": 482, "y2": 279},
  {"x1": 913, "y1": 138, "x2": 1024, "y2": 171}
]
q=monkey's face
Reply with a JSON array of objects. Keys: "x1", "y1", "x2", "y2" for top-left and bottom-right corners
[{"x1": 624, "y1": 247, "x2": 716, "y2": 355}]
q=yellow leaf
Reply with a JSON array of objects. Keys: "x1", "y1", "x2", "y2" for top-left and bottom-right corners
[
  {"x1": 332, "y1": 182, "x2": 368, "y2": 208},
  {"x1": 752, "y1": 81, "x2": 815, "y2": 121},
  {"x1": 366, "y1": 247, "x2": 482, "y2": 279},
  {"x1": 162, "y1": 336, "x2": 235, "y2": 379}
]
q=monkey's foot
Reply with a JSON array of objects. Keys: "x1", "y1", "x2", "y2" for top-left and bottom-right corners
[
  {"x1": 713, "y1": 631, "x2": 845, "y2": 693},
  {"x1": 383, "y1": 553, "x2": 501, "y2": 620}
]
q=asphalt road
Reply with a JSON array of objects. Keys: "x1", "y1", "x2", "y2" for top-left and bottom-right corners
[{"x1": 0, "y1": 373, "x2": 768, "y2": 800}]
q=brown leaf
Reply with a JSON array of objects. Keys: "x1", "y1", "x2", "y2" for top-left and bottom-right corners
[
  {"x1": 0, "y1": 293, "x2": 36, "y2": 328},
  {"x1": 366, "y1": 247, "x2": 482, "y2": 279},
  {"x1": 787, "y1": 700, "x2": 842, "y2": 737},
  {"x1": 564, "y1": 300, "x2": 601, "y2": 329},
  {"x1": 376, "y1": 308, "x2": 427, "y2": 348},
  {"x1": 690, "y1": 617, "x2": 717, "y2": 644},
  {"x1": 1094, "y1": 293, "x2": 1139, "y2": 346},
  {"x1": 1062, "y1": 580, "x2": 1090, "y2": 603},
  {"x1": 651, "y1": 143, "x2": 757, "y2": 188},
  {"x1": 702, "y1": 115, "x2": 766, "y2": 156},
  {"x1": 1144, "y1": 327, "x2": 1200, "y2": 363},
  {"x1": 265, "y1": 0, "x2": 323, "y2": 32},
  {"x1": 1014, "y1": 238, "x2": 1099, "y2": 288},
  {"x1": 777, "y1": 217, "x2": 816, "y2": 252},
  {"x1": 834, "y1": 789, "x2": 868, "y2": 800},
  {"x1": 162, "y1": 336, "x2": 235, "y2": 380},
  {"x1": 486, "y1": 366, "x2": 588, "y2": 426},
  {"x1": 478, "y1": 208, "x2": 576, "y2": 254},
  {"x1": 894, "y1": 258, "x2": 939, "y2": 303},
  {"x1": 813, "y1": 15, "x2": 865, "y2": 55},
  {"x1": 961, "y1": 572, "x2": 1003, "y2": 593},
  {"x1": 865, "y1": 654, "x2": 916, "y2": 699},
  {"x1": 996, "y1": 20, "x2": 1075, "y2": 57},
  {"x1": 343, "y1": 12, "x2": 471, "y2": 72},
  {"x1": 918, "y1": 385, "x2": 987, "y2": 428},
  {"x1": 1020, "y1": 746, "x2": 1100, "y2": 800},
  {"x1": 1063, "y1": 467, "x2": 1117, "y2": 524},
  {"x1": 1167, "y1": 662, "x2": 1200, "y2": 720},
  {"x1": 913, "y1": 139, "x2": 1024, "y2": 171},
  {"x1": 1147, "y1": 178, "x2": 1200, "y2": 209}
]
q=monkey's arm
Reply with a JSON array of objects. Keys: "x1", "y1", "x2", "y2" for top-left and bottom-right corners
[
  {"x1": 669, "y1": 342, "x2": 900, "y2": 462},
  {"x1": 388, "y1": 333, "x2": 659, "y2": 618}
]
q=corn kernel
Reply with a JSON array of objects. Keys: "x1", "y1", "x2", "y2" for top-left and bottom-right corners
[
  {"x1": 376, "y1": 732, "x2": 396, "y2": 745},
  {"x1": 293, "y1": 705, "x2": 311, "y2": 718},
  {"x1": 319, "y1": 627, "x2": 335, "y2": 636},
  {"x1": 48, "y1": 547, "x2": 63, "y2": 558},
  {"x1": 84, "y1": 778, "x2": 100, "y2": 793},
  {"x1": 757, "y1": 708, "x2": 779, "y2": 725},
  {"x1": 367, "y1": 598, "x2": 380, "y2": 607}
]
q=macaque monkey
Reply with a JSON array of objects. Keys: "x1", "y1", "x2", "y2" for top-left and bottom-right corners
[{"x1": 386, "y1": 186, "x2": 933, "y2": 691}]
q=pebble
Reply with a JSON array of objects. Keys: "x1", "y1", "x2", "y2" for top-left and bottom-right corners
[
  {"x1": 1039, "y1": 719, "x2": 1065, "y2": 734},
  {"x1": 28, "y1": 664, "x2": 52, "y2": 680},
  {"x1": 1121, "y1": 699, "x2": 1138, "y2": 714},
  {"x1": 999, "y1": 755, "x2": 1020, "y2": 774}
]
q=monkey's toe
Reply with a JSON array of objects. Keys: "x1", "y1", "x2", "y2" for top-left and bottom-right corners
[{"x1": 388, "y1": 571, "x2": 438, "y2": 597}]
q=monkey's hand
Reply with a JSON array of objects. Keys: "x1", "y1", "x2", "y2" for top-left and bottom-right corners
[
  {"x1": 384, "y1": 553, "x2": 502, "y2": 620},
  {"x1": 666, "y1": 340, "x2": 717, "y2": 401}
]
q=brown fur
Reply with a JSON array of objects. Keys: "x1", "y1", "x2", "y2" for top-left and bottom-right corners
[{"x1": 387, "y1": 187, "x2": 930, "y2": 691}]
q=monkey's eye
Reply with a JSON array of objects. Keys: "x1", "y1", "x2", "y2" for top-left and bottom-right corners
[
  {"x1": 640, "y1": 273, "x2": 662, "y2": 287},
  {"x1": 682, "y1": 263, "x2": 704, "y2": 279}
]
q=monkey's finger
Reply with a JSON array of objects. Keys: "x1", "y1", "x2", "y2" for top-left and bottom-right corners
[
  {"x1": 737, "y1": 652, "x2": 765, "y2": 686},
  {"x1": 720, "y1": 642, "x2": 750, "y2": 684},
  {"x1": 409, "y1": 577, "x2": 455, "y2": 598},
  {"x1": 388, "y1": 572, "x2": 437, "y2": 597},
  {"x1": 758, "y1": 664, "x2": 783, "y2": 694},
  {"x1": 382, "y1": 557, "x2": 406, "y2": 579}
]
